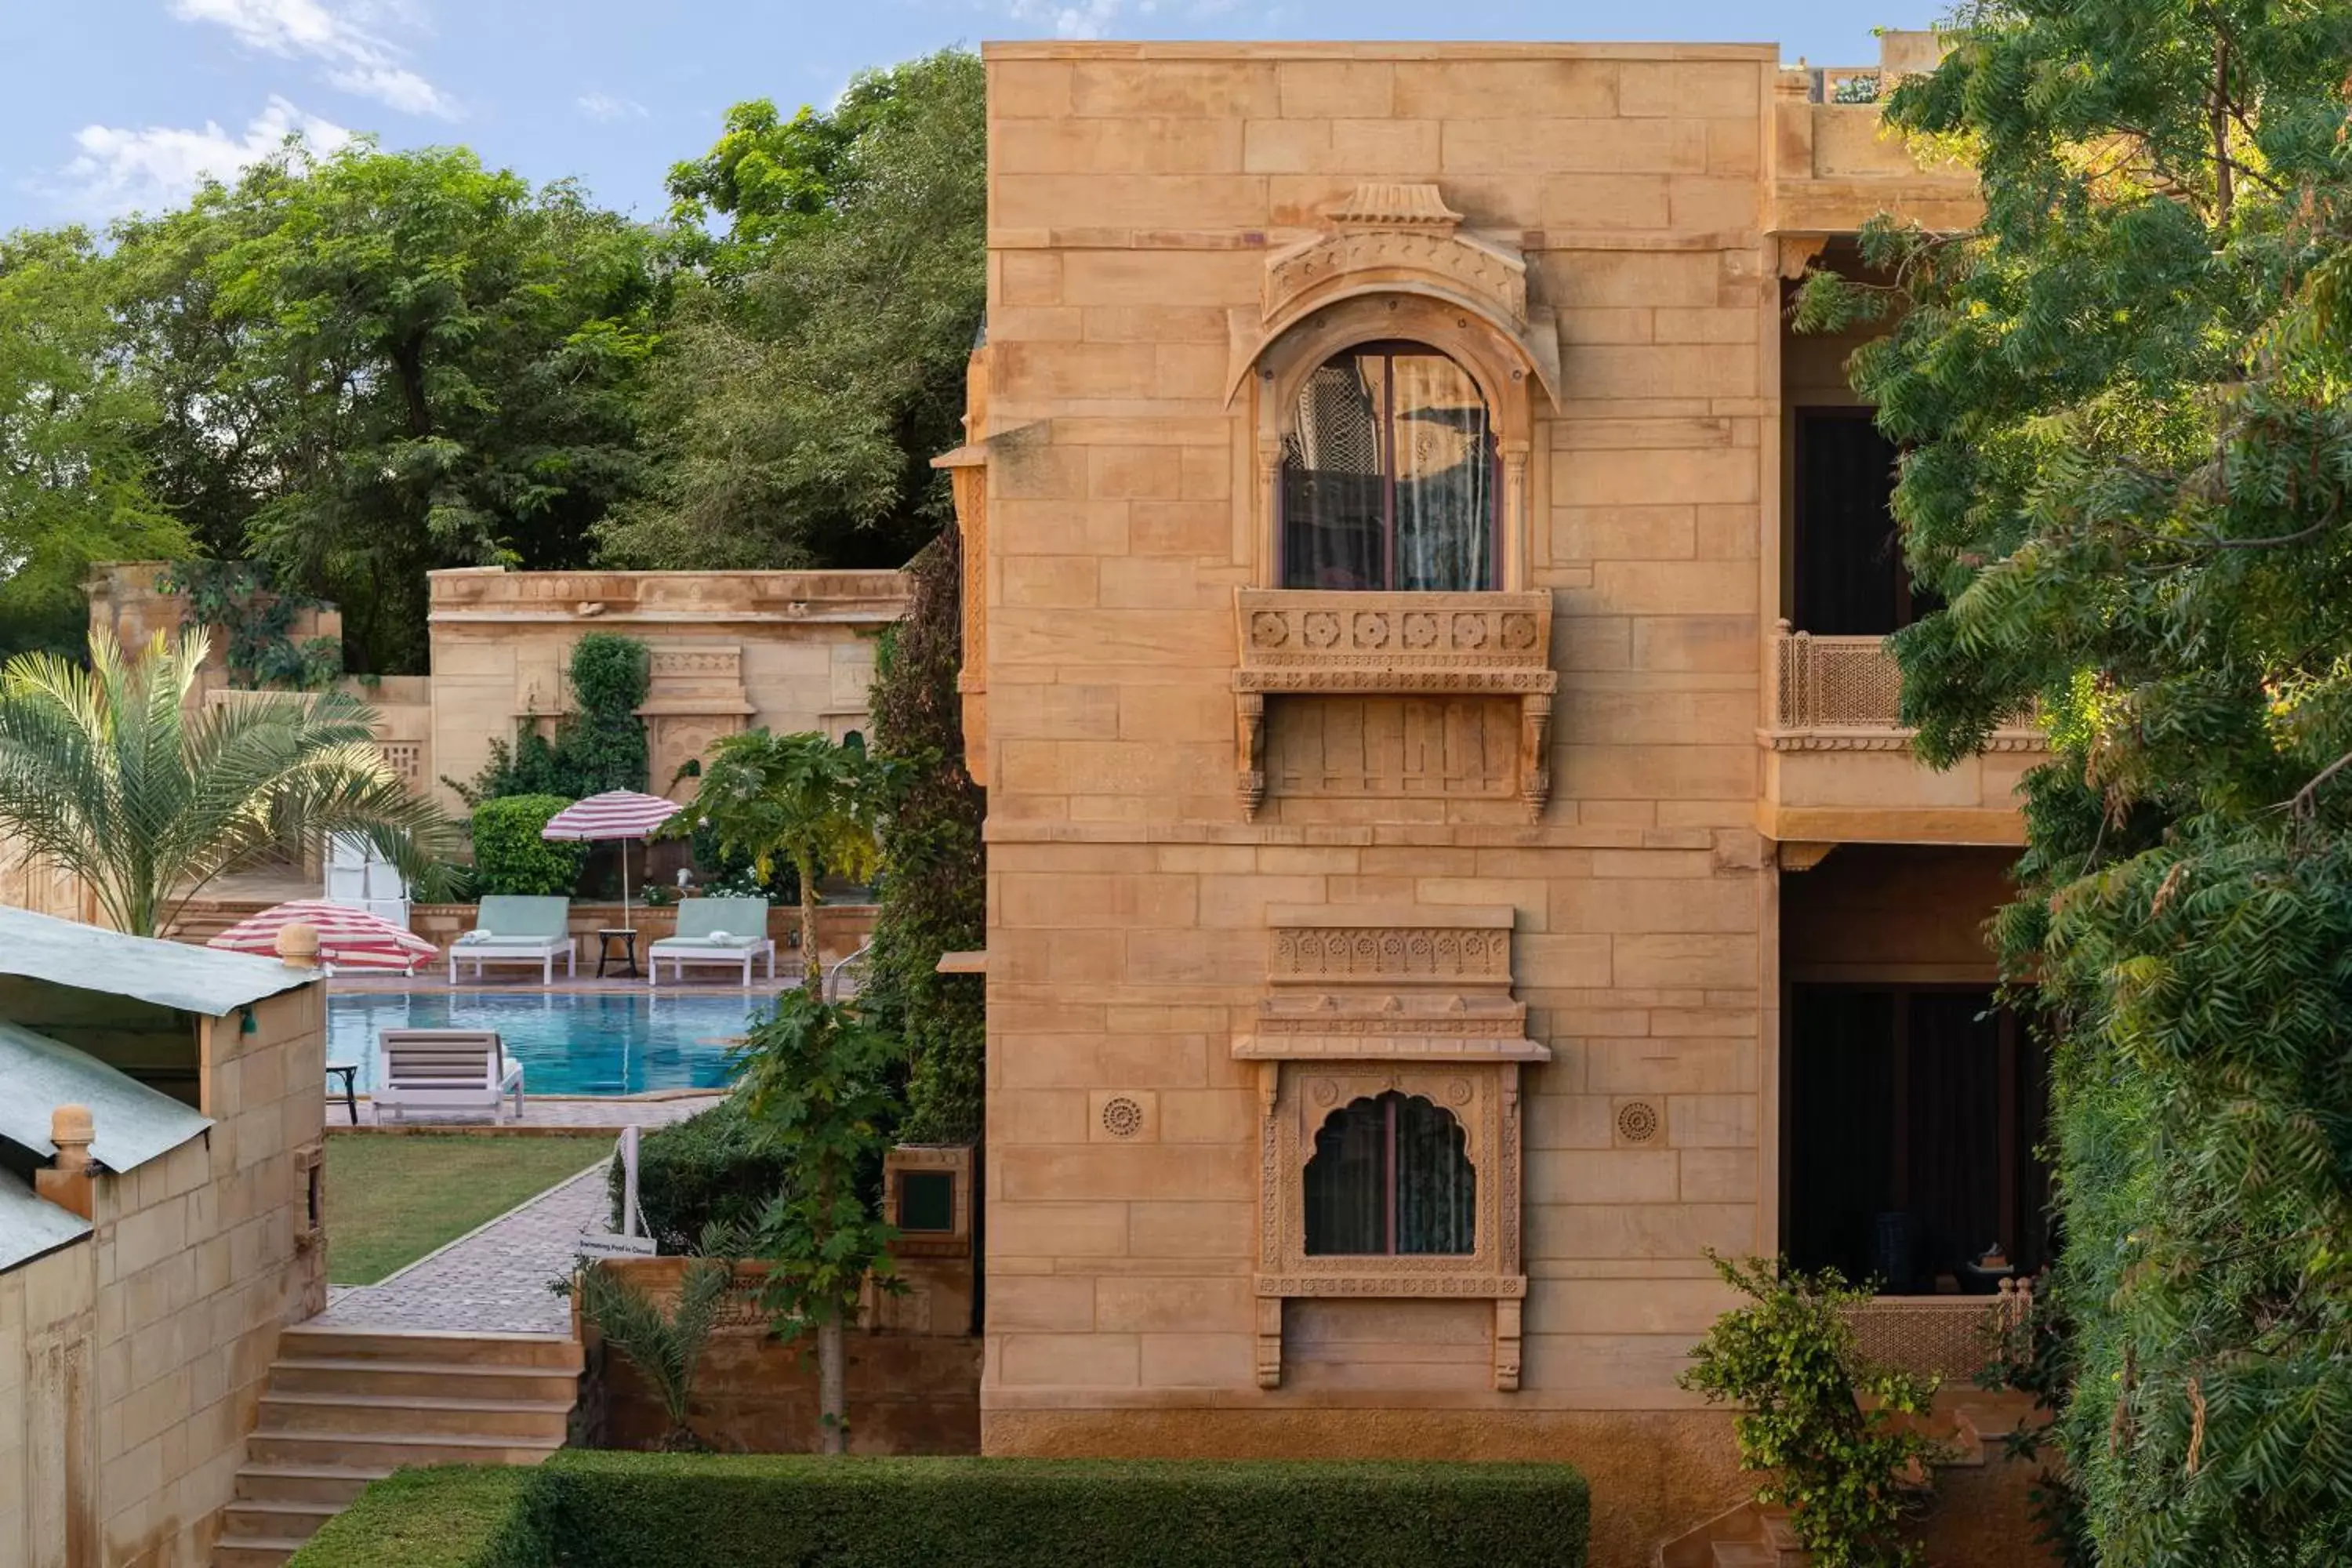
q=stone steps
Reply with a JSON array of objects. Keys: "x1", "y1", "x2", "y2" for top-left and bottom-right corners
[{"x1": 212, "y1": 1327, "x2": 579, "y2": 1567}]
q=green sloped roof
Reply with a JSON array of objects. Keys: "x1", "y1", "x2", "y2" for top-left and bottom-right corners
[
  {"x1": 0, "y1": 904, "x2": 316, "y2": 1016},
  {"x1": 0, "y1": 1168, "x2": 90, "y2": 1272},
  {"x1": 0, "y1": 1018, "x2": 213, "y2": 1172}
]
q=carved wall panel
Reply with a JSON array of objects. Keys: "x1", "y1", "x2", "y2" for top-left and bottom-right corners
[
  {"x1": 1234, "y1": 589, "x2": 1555, "y2": 821},
  {"x1": 1267, "y1": 695, "x2": 1519, "y2": 800}
]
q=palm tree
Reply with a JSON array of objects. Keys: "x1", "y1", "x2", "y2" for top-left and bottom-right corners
[
  {"x1": 0, "y1": 627, "x2": 460, "y2": 936},
  {"x1": 686, "y1": 730, "x2": 881, "y2": 996}
]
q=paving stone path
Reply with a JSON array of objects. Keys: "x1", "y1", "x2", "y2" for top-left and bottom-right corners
[{"x1": 314, "y1": 1162, "x2": 616, "y2": 1334}]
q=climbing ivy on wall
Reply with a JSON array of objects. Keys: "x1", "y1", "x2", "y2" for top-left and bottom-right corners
[
  {"x1": 863, "y1": 530, "x2": 984, "y2": 1145},
  {"x1": 448, "y1": 632, "x2": 651, "y2": 804},
  {"x1": 161, "y1": 560, "x2": 342, "y2": 689}
]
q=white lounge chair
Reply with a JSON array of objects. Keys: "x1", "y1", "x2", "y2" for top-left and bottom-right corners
[
  {"x1": 646, "y1": 898, "x2": 779, "y2": 987},
  {"x1": 447, "y1": 895, "x2": 575, "y2": 985},
  {"x1": 372, "y1": 1030, "x2": 525, "y2": 1124}
]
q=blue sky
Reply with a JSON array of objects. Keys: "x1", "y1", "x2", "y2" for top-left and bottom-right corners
[{"x1": 0, "y1": 0, "x2": 1940, "y2": 234}]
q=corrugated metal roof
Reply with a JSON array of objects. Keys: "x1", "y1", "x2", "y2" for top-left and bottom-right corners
[
  {"x1": 0, "y1": 1019, "x2": 213, "y2": 1172},
  {"x1": 0, "y1": 905, "x2": 317, "y2": 1016},
  {"x1": 0, "y1": 1168, "x2": 90, "y2": 1273}
]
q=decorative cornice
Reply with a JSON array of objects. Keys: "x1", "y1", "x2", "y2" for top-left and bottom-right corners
[
  {"x1": 1257, "y1": 1272, "x2": 1527, "y2": 1299},
  {"x1": 1762, "y1": 728, "x2": 2049, "y2": 754}
]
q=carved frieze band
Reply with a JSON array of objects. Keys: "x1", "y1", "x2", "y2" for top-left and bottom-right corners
[
  {"x1": 1272, "y1": 924, "x2": 1511, "y2": 985},
  {"x1": 1233, "y1": 590, "x2": 1557, "y2": 822}
]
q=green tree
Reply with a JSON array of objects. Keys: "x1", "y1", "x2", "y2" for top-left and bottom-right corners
[
  {"x1": 564, "y1": 1223, "x2": 742, "y2": 1452},
  {"x1": 0, "y1": 229, "x2": 187, "y2": 657},
  {"x1": 597, "y1": 50, "x2": 984, "y2": 575},
  {"x1": 862, "y1": 532, "x2": 985, "y2": 1144},
  {"x1": 685, "y1": 731, "x2": 880, "y2": 996},
  {"x1": 730, "y1": 991, "x2": 901, "y2": 1455},
  {"x1": 107, "y1": 140, "x2": 661, "y2": 673},
  {"x1": 0, "y1": 627, "x2": 459, "y2": 935},
  {"x1": 1800, "y1": 5, "x2": 2352, "y2": 1560},
  {"x1": 1681, "y1": 1255, "x2": 1939, "y2": 1568}
]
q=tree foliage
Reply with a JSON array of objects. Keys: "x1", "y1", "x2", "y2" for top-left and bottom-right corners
[
  {"x1": 684, "y1": 730, "x2": 881, "y2": 995},
  {"x1": 0, "y1": 230, "x2": 187, "y2": 658},
  {"x1": 862, "y1": 532, "x2": 985, "y2": 1145},
  {"x1": 470, "y1": 793, "x2": 588, "y2": 897},
  {"x1": 729, "y1": 991, "x2": 902, "y2": 1455},
  {"x1": 1681, "y1": 1255, "x2": 1939, "y2": 1568},
  {"x1": 596, "y1": 50, "x2": 985, "y2": 575},
  {"x1": 1800, "y1": 4, "x2": 2352, "y2": 1561},
  {"x1": 0, "y1": 627, "x2": 460, "y2": 935}
]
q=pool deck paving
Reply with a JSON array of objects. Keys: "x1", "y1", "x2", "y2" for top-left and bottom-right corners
[
  {"x1": 332, "y1": 1091, "x2": 727, "y2": 1132},
  {"x1": 314, "y1": 1162, "x2": 615, "y2": 1334}
]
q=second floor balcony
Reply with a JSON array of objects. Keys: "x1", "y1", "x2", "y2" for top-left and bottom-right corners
[{"x1": 1762, "y1": 622, "x2": 2046, "y2": 850}]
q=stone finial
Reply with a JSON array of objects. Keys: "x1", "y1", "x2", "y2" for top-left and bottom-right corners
[
  {"x1": 275, "y1": 921, "x2": 322, "y2": 968},
  {"x1": 37, "y1": 1103, "x2": 96, "y2": 1219}
]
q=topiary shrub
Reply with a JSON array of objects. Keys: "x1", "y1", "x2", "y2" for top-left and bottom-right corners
[
  {"x1": 613, "y1": 1097, "x2": 792, "y2": 1254},
  {"x1": 471, "y1": 794, "x2": 589, "y2": 896},
  {"x1": 556, "y1": 633, "x2": 652, "y2": 795},
  {"x1": 292, "y1": 1454, "x2": 1592, "y2": 1568}
]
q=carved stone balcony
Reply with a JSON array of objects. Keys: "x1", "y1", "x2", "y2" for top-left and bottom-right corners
[
  {"x1": 1232, "y1": 589, "x2": 1557, "y2": 822},
  {"x1": 1762, "y1": 623, "x2": 2045, "y2": 848}
]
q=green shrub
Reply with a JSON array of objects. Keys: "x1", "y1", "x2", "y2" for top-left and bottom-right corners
[
  {"x1": 556, "y1": 633, "x2": 651, "y2": 795},
  {"x1": 613, "y1": 1096, "x2": 791, "y2": 1254},
  {"x1": 289, "y1": 1465, "x2": 545, "y2": 1567},
  {"x1": 471, "y1": 794, "x2": 589, "y2": 896},
  {"x1": 293, "y1": 1454, "x2": 1591, "y2": 1568}
]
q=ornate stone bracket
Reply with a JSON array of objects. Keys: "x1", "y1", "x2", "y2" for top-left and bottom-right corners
[
  {"x1": 1233, "y1": 589, "x2": 1557, "y2": 822},
  {"x1": 1241, "y1": 906, "x2": 1544, "y2": 1393}
]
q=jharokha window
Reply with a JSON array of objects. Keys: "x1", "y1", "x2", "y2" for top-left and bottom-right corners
[
  {"x1": 1303, "y1": 1091, "x2": 1477, "y2": 1256},
  {"x1": 1280, "y1": 344, "x2": 1497, "y2": 592}
]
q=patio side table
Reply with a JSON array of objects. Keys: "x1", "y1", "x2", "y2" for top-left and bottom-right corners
[
  {"x1": 595, "y1": 927, "x2": 641, "y2": 978},
  {"x1": 325, "y1": 1062, "x2": 361, "y2": 1126}
]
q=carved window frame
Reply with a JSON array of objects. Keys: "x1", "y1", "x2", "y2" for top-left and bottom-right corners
[{"x1": 1239, "y1": 906, "x2": 1546, "y2": 1393}]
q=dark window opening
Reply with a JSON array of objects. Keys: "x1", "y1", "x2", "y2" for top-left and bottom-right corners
[
  {"x1": 897, "y1": 1171, "x2": 956, "y2": 1233},
  {"x1": 1786, "y1": 984, "x2": 2051, "y2": 1294},
  {"x1": 1303, "y1": 1091, "x2": 1476, "y2": 1256},
  {"x1": 1280, "y1": 344, "x2": 1497, "y2": 592},
  {"x1": 1793, "y1": 409, "x2": 1940, "y2": 635}
]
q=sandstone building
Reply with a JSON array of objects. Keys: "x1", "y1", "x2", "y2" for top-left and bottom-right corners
[{"x1": 945, "y1": 31, "x2": 2033, "y2": 1562}]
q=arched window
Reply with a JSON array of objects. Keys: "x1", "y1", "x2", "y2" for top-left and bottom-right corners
[
  {"x1": 1303, "y1": 1091, "x2": 1476, "y2": 1256},
  {"x1": 1280, "y1": 344, "x2": 1497, "y2": 593}
]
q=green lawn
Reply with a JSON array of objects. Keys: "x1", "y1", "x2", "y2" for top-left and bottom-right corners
[{"x1": 326, "y1": 1134, "x2": 615, "y2": 1286}]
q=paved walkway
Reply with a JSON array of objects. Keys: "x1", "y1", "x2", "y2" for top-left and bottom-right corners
[{"x1": 314, "y1": 1163, "x2": 615, "y2": 1334}]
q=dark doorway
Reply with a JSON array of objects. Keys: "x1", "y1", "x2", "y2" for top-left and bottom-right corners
[
  {"x1": 1793, "y1": 410, "x2": 1934, "y2": 635},
  {"x1": 1786, "y1": 984, "x2": 2049, "y2": 1293}
]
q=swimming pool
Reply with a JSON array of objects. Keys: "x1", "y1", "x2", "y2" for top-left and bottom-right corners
[{"x1": 327, "y1": 990, "x2": 768, "y2": 1096}]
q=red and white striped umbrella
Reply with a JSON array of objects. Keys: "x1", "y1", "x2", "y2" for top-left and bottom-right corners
[
  {"x1": 539, "y1": 791, "x2": 684, "y2": 842},
  {"x1": 205, "y1": 899, "x2": 435, "y2": 973},
  {"x1": 540, "y1": 790, "x2": 686, "y2": 932}
]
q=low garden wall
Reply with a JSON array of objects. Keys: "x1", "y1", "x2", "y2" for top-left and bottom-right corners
[{"x1": 288, "y1": 1454, "x2": 1593, "y2": 1567}]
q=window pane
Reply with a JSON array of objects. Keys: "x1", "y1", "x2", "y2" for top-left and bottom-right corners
[
  {"x1": 1395, "y1": 1094, "x2": 1476, "y2": 1254},
  {"x1": 1304, "y1": 1095, "x2": 1388, "y2": 1254},
  {"x1": 1282, "y1": 354, "x2": 1386, "y2": 590},
  {"x1": 1390, "y1": 355, "x2": 1494, "y2": 591}
]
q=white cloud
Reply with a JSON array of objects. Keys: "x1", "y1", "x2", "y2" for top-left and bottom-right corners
[
  {"x1": 172, "y1": 0, "x2": 459, "y2": 118},
  {"x1": 1004, "y1": 0, "x2": 1123, "y2": 39},
  {"x1": 575, "y1": 93, "x2": 649, "y2": 123},
  {"x1": 64, "y1": 96, "x2": 353, "y2": 219}
]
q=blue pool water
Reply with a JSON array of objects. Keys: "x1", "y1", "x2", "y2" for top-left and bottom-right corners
[{"x1": 327, "y1": 990, "x2": 768, "y2": 1096}]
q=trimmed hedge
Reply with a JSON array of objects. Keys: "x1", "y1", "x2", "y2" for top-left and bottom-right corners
[
  {"x1": 291, "y1": 1465, "x2": 543, "y2": 1567},
  {"x1": 471, "y1": 794, "x2": 589, "y2": 896},
  {"x1": 289, "y1": 1454, "x2": 1590, "y2": 1568},
  {"x1": 611, "y1": 1094, "x2": 790, "y2": 1253}
]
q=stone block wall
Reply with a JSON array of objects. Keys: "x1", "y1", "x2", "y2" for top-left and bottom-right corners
[{"x1": 964, "y1": 36, "x2": 1991, "y2": 1566}]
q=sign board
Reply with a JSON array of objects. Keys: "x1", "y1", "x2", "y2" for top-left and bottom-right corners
[{"x1": 575, "y1": 1230, "x2": 659, "y2": 1259}]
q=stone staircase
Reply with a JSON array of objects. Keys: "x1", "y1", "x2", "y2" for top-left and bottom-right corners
[{"x1": 212, "y1": 1326, "x2": 580, "y2": 1567}]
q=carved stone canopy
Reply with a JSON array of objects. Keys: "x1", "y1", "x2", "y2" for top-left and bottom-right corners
[{"x1": 1228, "y1": 182, "x2": 1563, "y2": 409}]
